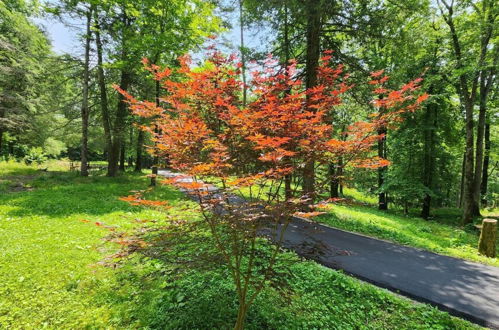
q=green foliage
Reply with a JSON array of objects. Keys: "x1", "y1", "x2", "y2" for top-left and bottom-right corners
[
  {"x1": 0, "y1": 161, "x2": 479, "y2": 328},
  {"x1": 43, "y1": 137, "x2": 67, "y2": 157},
  {"x1": 23, "y1": 147, "x2": 46, "y2": 165}
]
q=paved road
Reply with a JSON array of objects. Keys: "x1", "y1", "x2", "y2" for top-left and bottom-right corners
[
  {"x1": 279, "y1": 218, "x2": 499, "y2": 329},
  {"x1": 159, "y1": 170, "x2": 499, "y2": 328}
]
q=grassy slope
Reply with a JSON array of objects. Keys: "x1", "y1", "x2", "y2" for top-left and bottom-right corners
[
  {"x1": 0, "y1": 161, "x2": 478, "y2": 329},
  {"x1": 211, "y1": 176, "x2": 498, "y2": 267},
  {"x1": 316, "y1": 187, "x2": 499, "y2": 267}
]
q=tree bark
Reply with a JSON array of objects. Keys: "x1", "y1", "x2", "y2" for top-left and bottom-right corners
[
  {"x1": 127, "y1": 125, "x2": 133, "y2": 167},
  {"x1": 150, "y1": 78, "x2": 160, "y2": 186},
  {"x1": 80, "y1": 7, "x2": 93, "y2": 177},
  {"x1": 108, "y1": 12, "x2": 131, "y2": 177},
  {"x1": 377, "y1": 127, "x2": 387, "y2": 210},
  {"x1": 472, "y1": 77, "x2": 489, "y2": 216},
  {"x1": 283, "y1": 1, "x2": 292, "y2": 201},
  {"x1": 377, "y1": 95, "x2": 388, "y2": 210},
  {"x1": 459, "y1": 151, "x2": 465, "y2": 208},
  {"x1": 421, "y1": 88, "x2": 436, "y2": 219},
  {"x1": 329, "y1": 163, "x2": 339, "y2": 198},
  {"x1": 462, "y1": 103, "x2": 475, "y2": 224},
  {"x1": 135, "y1": 128, "x2": 144, "y2": 172},
  {"x1": 239, "y1": 0, "x2": 247, "y2": 106},
  {"x1": 302, "y1": 0, "x2": 321, "y2": 199},
  {"x1": 108, "y1": 69, "x2": 131, "y2": 177},
  {"x1": 119, "y1": 142, "x2": 126, "y2": 171},
  {"x1": 94, "y1": 12, "x2": 112, "y2": 169},
  {"x1": 481, "y1": 117, "x2": 490, "y2": 205}
]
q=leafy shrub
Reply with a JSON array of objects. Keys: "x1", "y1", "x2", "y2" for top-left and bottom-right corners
[
  {"x1": 23, "y1": 147, "x2": 47, "y2": 165},
  {"x1": 43, "y1": 138, "x2": 67, "y2": 158}
]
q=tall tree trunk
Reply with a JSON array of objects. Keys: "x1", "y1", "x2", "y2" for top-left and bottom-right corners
[
  {"x1": 119, "y1": 142, "x2": 126, "y2": 171},
  {"x1": 472, "y1": 86, "x2": 486, "y2": 216},
  {"x1": 377, "y1": 127, "x2": 387, "y2": 210},
  {"x1": 283, "y1": 1, "x2": 293, "y2": 200},
  {"x1": 239, "y1": 0, "x2": 247, "y2": 106},
  {"x1": 108, "y1": 69, "x2": 131, "y2": 177},
  {"x1": 462, "y1": 101, "x2": 475, "y2": 224},
  {"x1": 421, "y1": 91, "x2": 436, "y2": 219},
  {"x1": 330, "y1": 126, "x2": 345, "y2": 199},
  {"x1": 94, "y1": 12, "x2": 112, "y2": 169},
  {"x1": 338, "y1": 156, "x2": 343, "y2": 195},
  {"x1": 150, "y1": 79, "x2": 160, "y2": 186},
  {"x1": 458, "y1": 151, "x2": 465, "y2": 208},
  {"x1": 474, "y1": 60, "x2": 496, "y2": 210},
  {"x1": 128, "y1": 125, "x2": 133, "y2": 167},
  {"x1": 329, "y1": 163, "x2": 339, "y2": 198},
  {"x1": 135, "y1": 128, "x2": 144, "y2": 172},
  {"x1": 377, "y1": 96, "x2": 388, "y2": 210},
  {"x1": 108, "y1": 12, "x2": 130, "y2": 177},
  {"x1": 481, "y1": 117, "x2": 490, "y2": 205},
  {"x1": 302, "y1": 0, "x2": 321, "y2": 199},
  {"x1": 80, "y1": 7, "x2": 93, "y2": 177}
]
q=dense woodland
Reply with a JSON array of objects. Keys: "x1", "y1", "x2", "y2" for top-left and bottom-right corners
[{"x1": 1, "y1": 0, "x2": 499, "y2": 328}]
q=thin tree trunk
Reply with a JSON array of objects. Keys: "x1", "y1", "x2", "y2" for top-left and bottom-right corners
[
  {"x1": 150, "y1": 78, "x2": 160, "y2": 186},
  {"x1": 135, "y1": 128, "x2": 144, "y2": 172},
  {"x1": 94, "y1": 12, "x2": 112, "y2": 169},
  {"x1": 128, "y1": 125, "x2": 133, "y2": 167},
  {"x1": 421, "y1": 89, "x2": 436, "y2": 219},
  {"x1": 377, "y1": 135, "x2": 387, "y2": 210},
  {"x1": 109, "y1": 69, "x2": 131, "y2": 176},
  {"x1": 338, "y1": 156, "x2": 343, "y2": 196},
  {"x1": 330, "y1": 127, "x2": 345, "y2": 199},
  {"x1": 108, "y1": 12, "x2": 131, "y2": 177},
  {"x1": 377, "y1": 99, "x2": 388, "y2": 210},
  {"x1": 283, "y1": 1, "x2": 292, "y2": 201},
  {"x1": 329, "y1": 163, "x2": 339, "y2": 198},
  {"x1": 234, "y1": 302, "x2": 248, "y2": 330},
  {"x1": 459, "y1": 151, "x2": 465, "y2": 208},
  {"x1": 239, "y1": 0, "x2": 247, "y2": 106},
  {"x1": 481, "y1": 117, "x2": 490, "y2": 205},
  {"x1": 80, "y1": 7, "x2": 93, "y2": 177},
  {"x1": 119, "y1": 142, "x2": 126, "y2": 171},
  {"x1": 302, "y1": 0, "x2": 321, "y2": 199},
  {"x1": 472, "y1": 81, "x2": 488, "y2": 216},
  {"x1": 462, "y1": 101, "x2": 475, "y2": 224}
]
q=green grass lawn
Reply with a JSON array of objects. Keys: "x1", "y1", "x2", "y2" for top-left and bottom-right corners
[
  {"x1": 209, "y1": 175, "x2": 498, "y2": 267},
  {"x1": 315, "y1": 201, "x2": 498, "y2": 267},
  {"x1": 0, "y1": 161, "x2": 480, "y2": 329}
]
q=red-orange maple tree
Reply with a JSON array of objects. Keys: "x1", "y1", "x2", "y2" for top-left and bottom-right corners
[{"x1": 116, "y1": 48, "x2": 427, "y2": 329}]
